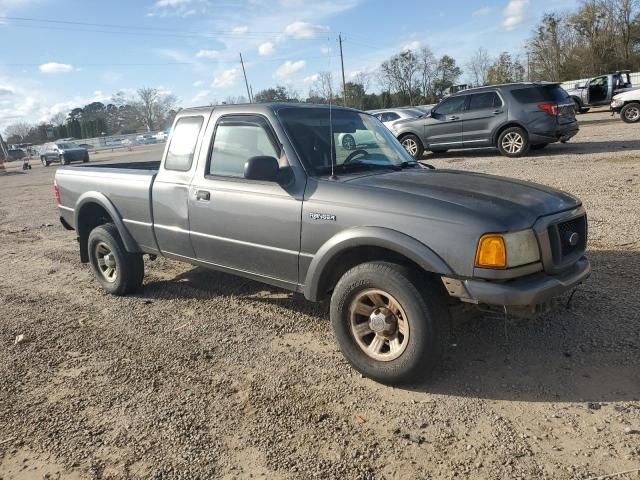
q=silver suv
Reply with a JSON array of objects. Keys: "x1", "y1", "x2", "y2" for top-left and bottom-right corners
[{"x1": 392, "y1": 83, "x2": 579, "y2": 159}]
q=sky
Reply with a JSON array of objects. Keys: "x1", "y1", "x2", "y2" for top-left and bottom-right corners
[{"x1": 0, "y1": 0, "x2": 579, "y2": 131}]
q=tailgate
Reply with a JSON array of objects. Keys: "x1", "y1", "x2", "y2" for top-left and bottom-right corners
[{"x1": 558, "y1": 102, "x2": 577, "y2": 125}]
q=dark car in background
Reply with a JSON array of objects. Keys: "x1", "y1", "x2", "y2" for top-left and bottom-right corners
[
  {"x1": 392, "y1": 82, "x2": 579, "y2": 159},
  {"x1": 40, "y1": 142, "x2": 90, "y2": 167}
]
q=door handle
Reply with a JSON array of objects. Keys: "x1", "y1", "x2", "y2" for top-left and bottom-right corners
[
  {"x1": 492, "y1": 110, "x2": 503, "y2": 115},
  {"x1": 196, "y1": 190, "x2": 210, "y2": 201},
  {"x1": 449, "y1": 115, "x2": 460, "y2": 121}
]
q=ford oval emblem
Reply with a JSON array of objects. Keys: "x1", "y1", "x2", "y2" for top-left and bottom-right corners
[{"x1": 568, "y1": 232, "x2": 580, "y2": 246}]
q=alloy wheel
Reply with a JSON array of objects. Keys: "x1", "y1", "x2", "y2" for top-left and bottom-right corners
[
  {"x1": 349, "y1": 289, "x2": 410, "y2": 362},
  {"x1": 402, "y1": 138, "x2": 418, "y2": 156},
  {"x1": 624, "y1": 106, "x2": 640, "y2": 122},
  {"x1": 501, "y1": 132, "x2": 524, "y2": 154},
  {"x1": 95, "y1": 241, "x2": 118, "y2": 283}
]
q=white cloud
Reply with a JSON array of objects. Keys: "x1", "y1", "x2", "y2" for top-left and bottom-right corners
[
  {"x1": 503, "y1": 0, "x2": 529, "y2": 31},
  {"x1": 155, "y1": 0, "x2": 191, "y2": 6},
  {"x1": 232, "y1": 25, "x2": 249, "y2": 34},
  {"x1": 195, "y1": 49, "x2": 221, "y2": 59},
  {"x1": 212, "y1": 68, "x2": 241, "y2": 88},
  {"x1": 149, "y1": 0, "x2": 199, "y2": 17},
  {"x1": 320, "y1": 46, "x2": 332, "y2": 55},
  {"x1": 303, "y1": 74, "x2": 319, "y2": 84},
  {"x1": 402, "y1": 40, "x2": 421, "y2": 51},
  {"x1": 191, "y1": 89, "x2": 211, "y2": 104},
  {"x1": 284, "y1": 21, "x2": 329, "y2": 39},
  {"x1": 472, "y1": 6, "x2": 492, "y2": 17},
  {"x1": 192, "y1": 80, "x2": 205, "y2": 87},
  {"x1": 274, "y1": 60, "x2": 306, "y2": 80},
  {"x1": 258, "y1": 42, "x2": 276, "y2": 56},
  {"x1": 39, "y1": 62, "x2": 74, "y2": 74}
]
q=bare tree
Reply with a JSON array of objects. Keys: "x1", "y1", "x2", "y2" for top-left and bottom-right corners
[
  {"x1": 309, "y1": 71, "x2": 335, "y2": 102},
  {"x1": 4, "y1": 122, "x2": 32, "y2": 142},
  {"x1": 50, "y1": 112, "x2": 67, "y2": 127},
  {"x1": 380, "y1": 50, "x2": 419, "y2": 104},
  {"x1": 132, "y1": 87, "x2": 177, "y2": 131},
  {"x1": 418, "y1": 46, "x2": 438, "y2": 101},
  {"x1": 467, "y1": 47, "x2": 492, "y2": 86},
  {"x1": 613, "y1": 0, "x2": 639, "y2": 64}
]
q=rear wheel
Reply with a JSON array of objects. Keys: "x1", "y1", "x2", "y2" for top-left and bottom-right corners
[
  {"x1": 621, "y1": 103, "x2": 640, "y2": 123},
  {"x1": 400, "y1": 134, "x2": 424, "y2": 160},
  {"x1": 497, "y1": 127, "x2": 530, "y2": 158},
  {"x1": 41, "y1": 156, "x2": 50, "y2": 167},
  {"x1": 59, "y1": 154, "x2": 68, "y2": 165},
  {"x1": 88, "y1": 224, "x2": 144, "y2": 296},
  {"x1": 330, "y1": 261, "x2": 448, "y2": 385}
]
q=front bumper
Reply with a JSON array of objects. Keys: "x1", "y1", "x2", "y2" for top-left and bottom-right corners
[{"x1": 442, "y1": 256, "x2": 591, "y2": 307}]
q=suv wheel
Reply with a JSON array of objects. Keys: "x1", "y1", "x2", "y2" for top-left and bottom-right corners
[
  {"x1": 88, "y1": 223, "x2": 145, "y2": 295},
  {"x1": 497, "y1": 127, "x2": 530, "y2": 158},
  {"x1": 59, "y1": 154, "x2": 68, "y2": 165},
  {"x1": 41, "y1": 156, "x2": 50, "y2": 167},
  {"x1": 621, "y1": 103, "x2": 640, "y2": 123},
  {"x1": 342, "y1": 134, "x2": 356, "y2": 150},
  {"x1": 400, "y1": 134, "x2": 424, "y2": 160},
  {"x1": 330, "y1": 261, "x2": 448, "y2": 385}
]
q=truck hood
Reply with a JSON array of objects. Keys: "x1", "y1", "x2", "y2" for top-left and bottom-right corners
[
  {"x1": 344, "y1": 169, "x2": 581, "y2": 229},
  {"x1": 613, "y1": 87, "x2": 640, "y2": 101}
]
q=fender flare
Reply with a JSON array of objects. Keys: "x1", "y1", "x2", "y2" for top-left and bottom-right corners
[
  {"x1": 491, "y1": 121, "x2": 528, "y2": 144},
  {"x1": 303, "y1": 226, "x2": 453, "y2": 301},
  {"x1": 74, "y1": 192, "x2": 140, "y2": 255}
]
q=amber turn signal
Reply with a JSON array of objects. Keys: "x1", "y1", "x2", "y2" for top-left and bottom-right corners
[{"x1": 475, "y1": 234, "x2": 507, "y2": 269}]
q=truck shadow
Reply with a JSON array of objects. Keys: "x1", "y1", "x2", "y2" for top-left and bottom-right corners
[
  {"x1": 142, "y1": 249, "x2": 639, "y2": 403},
  {"x1": 414, "y1": 249, "x2": 640, "y2": 402}
]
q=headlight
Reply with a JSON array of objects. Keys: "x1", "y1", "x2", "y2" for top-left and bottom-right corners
[{"x1": 475, "y1": 230, "x2": 540, "y2": 269}]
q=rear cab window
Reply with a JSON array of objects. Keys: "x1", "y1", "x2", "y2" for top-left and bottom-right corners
[{"x1": 164, "y1": 116, "x2": 204, "y2": 171}]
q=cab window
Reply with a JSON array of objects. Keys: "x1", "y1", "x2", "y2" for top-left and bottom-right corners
[
  {"x1": 468, "y1": 92, "x2": 502, "y2": 110},
  {"x1": 164, "y1": 116, "x2": 204, "y2": 171},
  {"x1": 208, "y1": 115, "x2": 280, "y2": 178}
]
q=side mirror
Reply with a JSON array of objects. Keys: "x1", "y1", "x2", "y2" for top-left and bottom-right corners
[{"x1": 244, "y1": 155, "x2": 279, "y2": 182}]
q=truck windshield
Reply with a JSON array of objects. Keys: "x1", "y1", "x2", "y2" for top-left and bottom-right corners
[{"x1": 278, "y1": 107, "x2": 416, "y2": 176}]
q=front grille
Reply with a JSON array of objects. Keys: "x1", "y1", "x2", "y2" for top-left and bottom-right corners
[{"x1": 547, "y1": 214, "x2": 587, "y2": 266}]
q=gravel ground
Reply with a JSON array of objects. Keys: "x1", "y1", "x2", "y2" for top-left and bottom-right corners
[{"x1": 0, "y1": 110, "x2": 639, "y2": 479}]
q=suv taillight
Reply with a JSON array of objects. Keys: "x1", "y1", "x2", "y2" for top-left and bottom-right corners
[
  {"x1": 538, "y1": 102, "x2": 559, "y2": 116},
  {"x1": 54, "y1": 181, "x2": 61, "y2": 204}
]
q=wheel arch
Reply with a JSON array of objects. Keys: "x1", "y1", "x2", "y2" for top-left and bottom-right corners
[
  {"x1": 303, "y1": 226, "x2": 453, "y2": 302},
  {"x1": 74, "y1": 192, "x2": 140, "y2": 263},
  {"x1": 492, "y1": 121, "x2": 528, "y2": 145}
]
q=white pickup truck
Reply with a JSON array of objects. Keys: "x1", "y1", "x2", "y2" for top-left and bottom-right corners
[{"x1": 611, "y1": 89, "x2": 640, "y2": 123}]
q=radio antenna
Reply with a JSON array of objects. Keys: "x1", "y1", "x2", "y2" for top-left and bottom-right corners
[{"x1": 326, "y1": 36, "x2": 337, "y2": 180}]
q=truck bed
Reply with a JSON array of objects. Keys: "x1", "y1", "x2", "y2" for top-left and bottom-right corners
[{"x1": 75, "y1": 160, "x2": 161, "y2": 171}]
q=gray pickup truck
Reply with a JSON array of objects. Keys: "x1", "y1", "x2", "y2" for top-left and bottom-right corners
[
  {"x1": 565, "y1": 70, "x2": 635, "y2": 113},
  {"x1": 54, "y1": 103, "x2": 590, "y2": 385}
]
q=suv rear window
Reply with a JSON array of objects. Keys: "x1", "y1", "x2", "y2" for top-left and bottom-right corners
[{"x1": 511, "y1": 85, "x2": 570, "y2": 103}]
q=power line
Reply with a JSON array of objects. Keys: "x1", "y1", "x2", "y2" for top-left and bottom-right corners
[{"x1": 0, "y1": 15, "x2": 282, "y2": 37}]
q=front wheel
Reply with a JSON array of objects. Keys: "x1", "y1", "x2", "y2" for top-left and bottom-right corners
[
  {"x1": 41, "y1": 156, "x2": 50, "y2": 167},
  {"x1": 497, "y1": 127, "x2": 530, "y2": 158},
  {"x1": 88, "y1": 224, "x2": 144, "y2": 296},
  {"x1": 330, "y1": 262, "x2": 448, "y2": 385},
  {"x1": 400, "y1": 134, "x2": 424, "y2": 160},
  {"x1": 59, "y1": 155, "x2": 68, "y2": 165},
  {"x1": 621, "y1": 103, "x2": 640, "y2": 123}
]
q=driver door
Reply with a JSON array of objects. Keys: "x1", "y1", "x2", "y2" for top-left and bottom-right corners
[{"x1": 423, "y1": 95, "x2": 467, "y2": 149}]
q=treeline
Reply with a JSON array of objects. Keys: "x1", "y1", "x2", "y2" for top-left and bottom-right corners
[
  {"x1": 4, "y1": 88, "x2": 177, "y2": 145},
  {"x1": 528, "y1": 0, "x2": 640, "y2": 81}
]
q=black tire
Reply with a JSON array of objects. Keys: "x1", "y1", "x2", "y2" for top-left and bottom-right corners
[
  {"x1": 59, "y1": 154, "x2": 68, "y2": 165},
  {"x1": 88, "y1": 223, "x2": 144, "y2": 296},
  {"x1": 400, "y1": 134, "x2": 424, "y2": 160},
  {"x1": 342, "y1": 134, "x2": 356, "y2": 151},
  {"x1": 330, "y1": 261, "x2": 449, "y2": 385},
  {"x1": 530, "y1": 143, "x2": 548, "y2": 150},
  {"x1": 497, "y1": 126, "x2": 530, "y2": 158},
  {"x1": 41, "y1": 156, "x2": 50, "y2": 167},
  {"x1": 620, "y1": 103, "x2": 640, "y2": 124}
]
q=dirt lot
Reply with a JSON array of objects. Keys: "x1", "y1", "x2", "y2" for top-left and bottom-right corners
[{"x1": 1, "y1": 111, "x2": 639, "y2": 479}]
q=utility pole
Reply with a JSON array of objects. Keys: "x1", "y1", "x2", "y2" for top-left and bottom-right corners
[
  {"x1": 339, "y1": 33, "x2": 347, "y2": 107},
  {"x1": 239, "y1": 53, "x2": 253, "y2": 103}
]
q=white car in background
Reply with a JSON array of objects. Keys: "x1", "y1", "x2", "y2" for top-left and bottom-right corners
[
  {"x1": 611, "y1": 89, "x2": 640, "y2": 123},
  {"x1": 339, "y1": 107, "x2": 426, "y2": 150}
]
